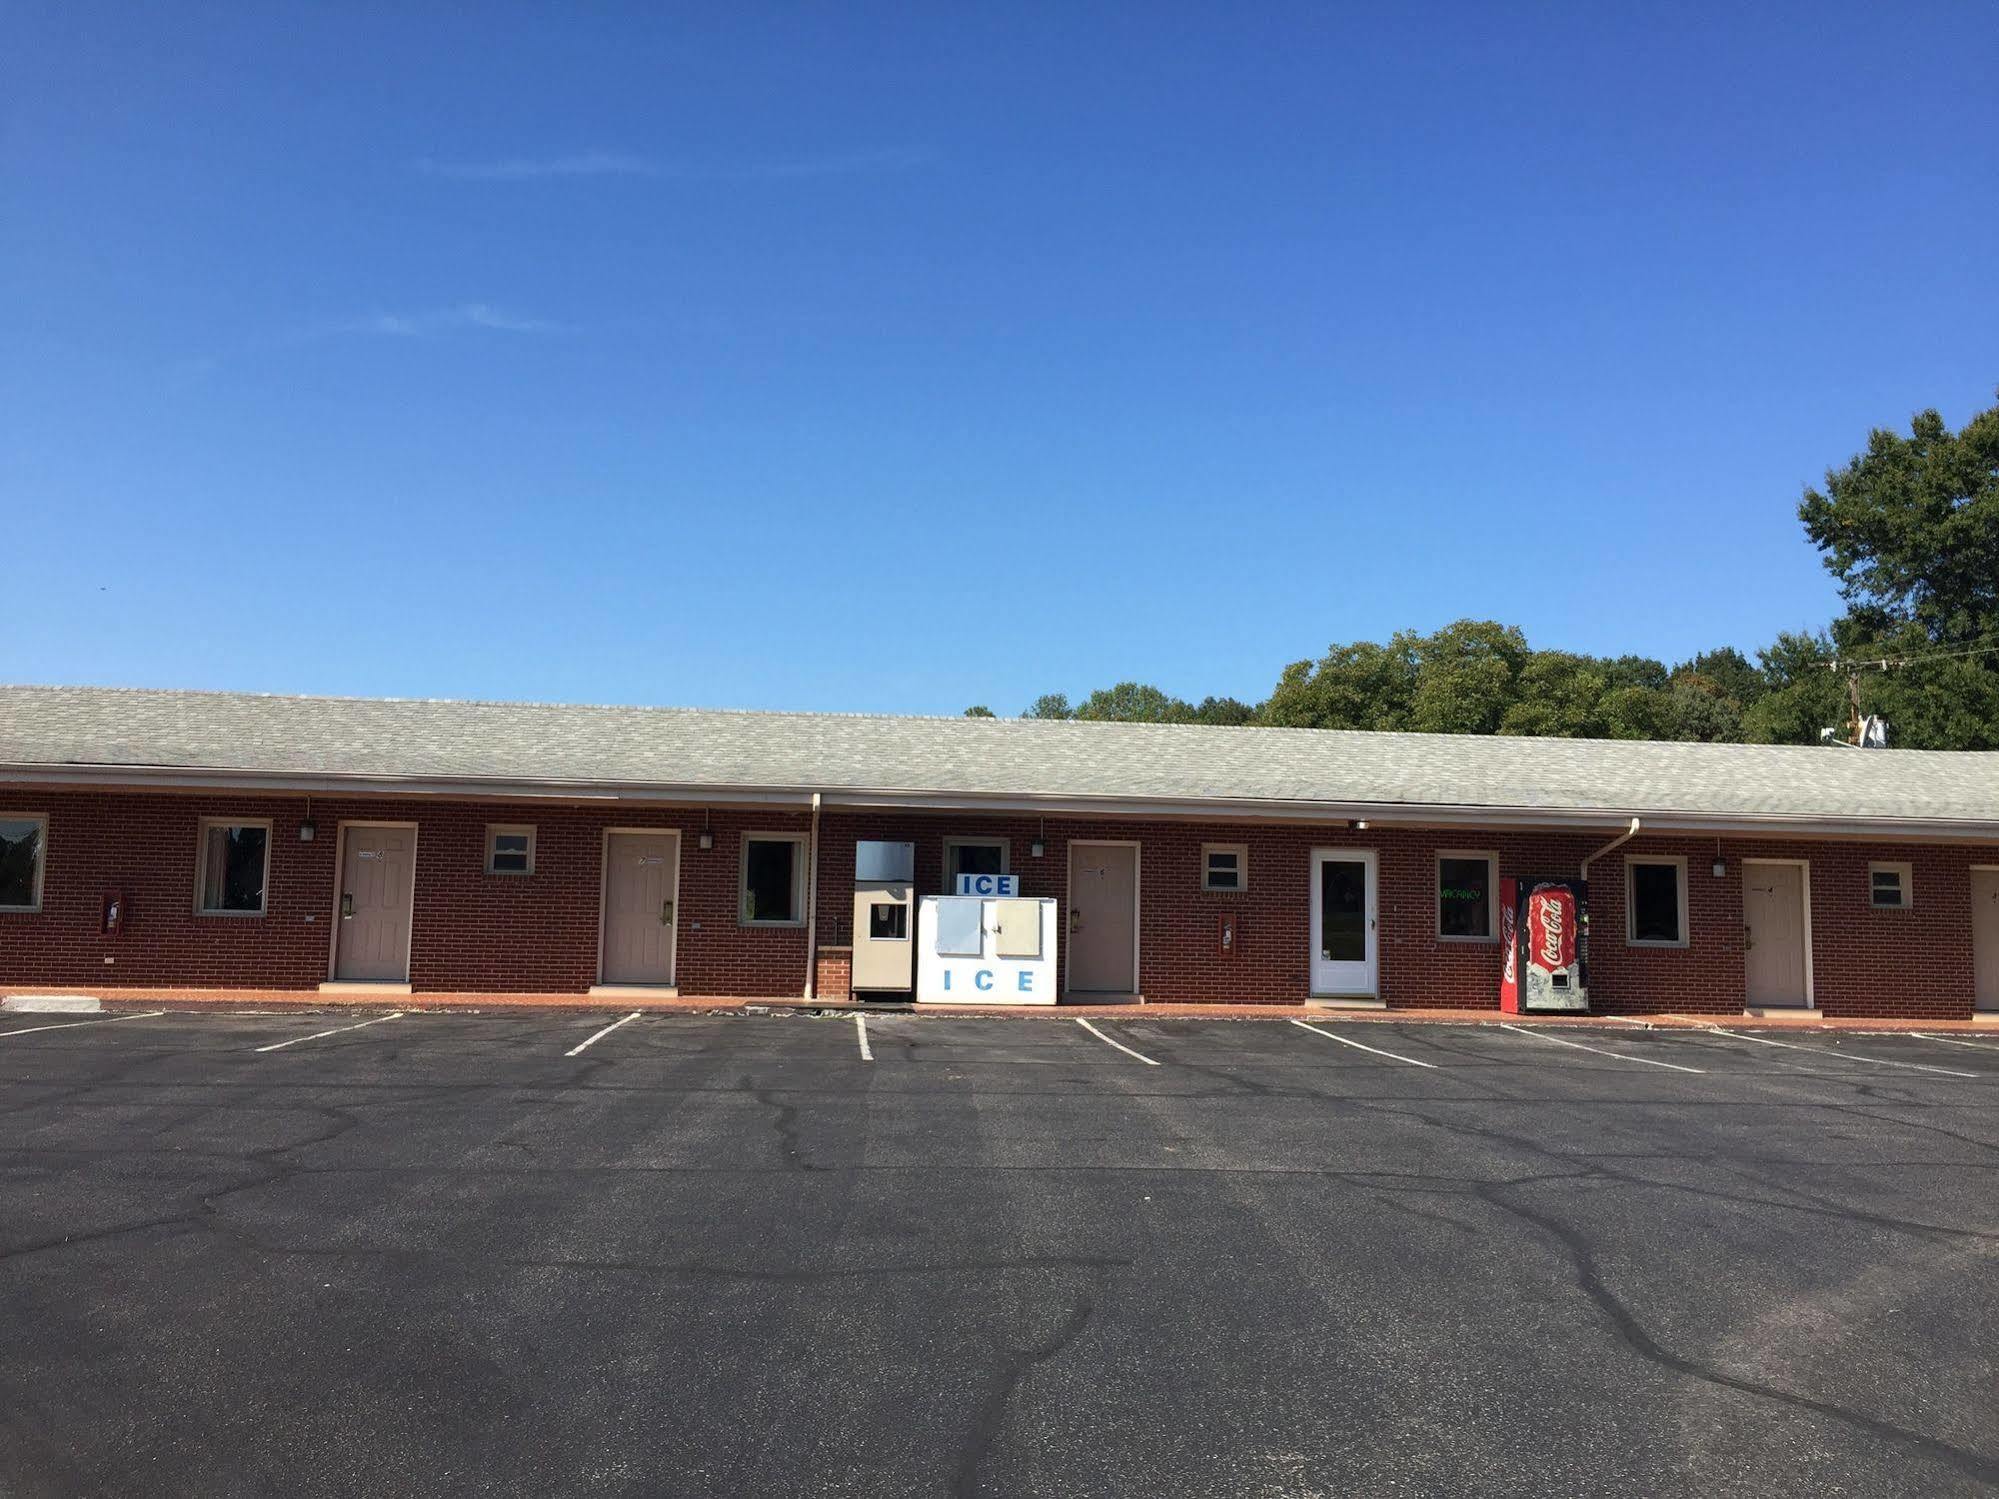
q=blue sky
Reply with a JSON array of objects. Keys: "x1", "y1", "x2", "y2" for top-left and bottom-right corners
[{"x1": 5, "y1": 3, "x2": 1995, "y2": 715}]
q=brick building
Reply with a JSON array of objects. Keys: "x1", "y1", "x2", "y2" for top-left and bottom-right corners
[{"x1": 2, "y1": 685, "x2": 1995, "y2": 1020}]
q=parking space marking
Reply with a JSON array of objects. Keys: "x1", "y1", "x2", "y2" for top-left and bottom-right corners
[
  {"x1": 854, "y1": 1013, "x2": 873, "y2": 1061},
  {"x1": 1705, "y1": 1027, "x2": 1976, "y2": 1078},
  {"x1": 1499, "y1": 1023, "x2": 1705, "y2": 1073},
  {"x1": 1912, "y1": 1033, "x2": 1999, "y2": 1052},
  {"x1": 255, "y1": 1012, "x2": 404, "y2": 1053},
  {"x1": 1075, "y1": 1017, "x2": 1160, "y2": 1066},
  {"x1": 564, "y1": 1012, "x2": 642, "y2": 1058},
  {"x1": 1288, "y1": 1018, "x2": 1438, "y2": 1069},
  {"x1": 0, "y1": 1009, "x2": 166, "y2": 1038}
]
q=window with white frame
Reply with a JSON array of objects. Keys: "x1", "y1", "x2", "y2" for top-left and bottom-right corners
[
  {"x1": 486, "y1": 825, "x2": 536, "y2": 875},
  {"x1": 943, "y1": 837, "x2": 1007, "y2": 893},
  {"x1": 1625, "y1": 855, "x2": 1688, "y2": 946},
  {"x1": 1202, "y1": 844, "x2": 1247, "y2": 892},
  {"x1": 741, "y1": 833, "x2": 807, "y2": 925},
  {"x1": 0, "y1": 814, "x2": 47, "y2": 912},
  {"x1": 1869, "y1": 861, "x2": 1913, "y2": 909},
  {"x1": 196, "y1": 819, "x2": 271, "y2": 915},
  {"x1": 1436, "y1": 850, "x2": 1498, "y2": 940}
]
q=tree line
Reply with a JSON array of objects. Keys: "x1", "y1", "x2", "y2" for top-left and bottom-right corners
[{"x1": 964, "y1": 394, "x2": 1999, "y2": 750}]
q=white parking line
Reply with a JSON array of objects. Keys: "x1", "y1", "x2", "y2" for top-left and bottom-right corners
[
  {"x1": 564, "y1": 1011, "x2": 642, "y2": 1058},
  {"x1": 255, "y1": 1011, "x2": 403, "y2": 1053},
  {"x1": 1912, "y1": 1033, "x2": 1999, "y2": 1052},
  {"x1": 1288, "y1": 1018, "x2": 1438, "y2": 1069},
  {"x1": 0, "y1": 1009, "x2": 166, "y2": 1038},
  {"x1": 854, "y1": 1013, "x2": 873, "y2": 1062},
  {"x1": 1499, "y1": 1023, "x2": 1705, "y2": 1073},
  {"x1": 1705, "y1": 1027, "x2": 1976, "y2": 1078},
  {"x1": 1074, "y1": 1017, "x2": 1159, "y2": 1066}
]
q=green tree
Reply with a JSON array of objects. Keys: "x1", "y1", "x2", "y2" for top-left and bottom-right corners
[
  {"x1": 1074, "y1": 682, "x2": 1185, "y2": 722},
  {"x1": 1261, "y1": 638, "x2": 1418, "y2": 730},
  {"x1": 1498, "y1": 652, "x2": 1611, "y2": 737},
  {"x1": 1022, "y1": 693, "x2": 1073, "y2": 720},
  {"x1": 1792, "y1": 394, "x2": 1999, "y2": 747},
  {"x1": 1407, "y1": 620, "x2": 1530, "y2": 735},
  {"x1": 1800, "y1": 396, "x2": 1999, "y2": 644},
  {"x1": 1186, "y1": 695, "x2": 1257, "y2": 726},
  {"x1": 962, "y1": 705, "x2": 996, "y2": 718}
]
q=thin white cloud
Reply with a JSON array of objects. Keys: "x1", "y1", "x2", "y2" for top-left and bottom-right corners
[
  {"x1": 336, "y1": 304, "x2": 568, "y2": 338},
  {"x1": 411, "y1": 147, "x2": 938, "y2": 182},
  {"x1": 413, "y1": 152, "x2": 654, "y2": 181}
]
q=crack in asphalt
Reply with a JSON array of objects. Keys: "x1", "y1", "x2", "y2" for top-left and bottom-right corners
[
  {"x1": 949, "y1": 1281, "x2": 1101, "y2": 1499},
  {"x1": 1478, "y1": 1182, "x2": 1999, "y2": 1487}
]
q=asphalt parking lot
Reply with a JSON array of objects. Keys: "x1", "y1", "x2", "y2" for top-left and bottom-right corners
[{"x1": 1, "y1": 1009, "x2": 1995, "y2": 1498}]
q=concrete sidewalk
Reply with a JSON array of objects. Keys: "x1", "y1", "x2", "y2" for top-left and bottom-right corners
[{"x1": 9, "y1": 983, "x2": 1992, "y2": 1032}]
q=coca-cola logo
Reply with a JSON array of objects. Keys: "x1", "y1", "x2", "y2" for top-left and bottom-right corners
[
  {"x1": 1539, "y1": 896, "x2": 1564, "y2": 967},
  {"x1": 1527, "y1": 885, "x2": 1576, "y2": 973}
]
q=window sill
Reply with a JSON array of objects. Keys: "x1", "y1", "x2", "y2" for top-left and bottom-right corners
[
  {"x1": 196, "y1": 909, "x2": 267, "y2": 919},
  {"x1": 741, "y1": 920, "x2": 806, "y2": 930},
  {"x1": 1626, "y1": 939, "x2": 1688, "y2": 949},
  {"x1": 1437, "y1": 935, "x2": 1499, "y2": 945},
  {"x1": 0, "y1": 905, "x2": 43, "y2": 915},
  {"x1": 485, "y1": 869, "x2": 536, "y2": 878}
]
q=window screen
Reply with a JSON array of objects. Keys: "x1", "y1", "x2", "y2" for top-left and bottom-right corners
[
  {"x1": 0, "y1": 818, "x2": 43, "y2": 910},
  {"x1": 1630, "y1": 861, "x2": 1682, "y2": 943},
  {"x1": 1437, "y1": 856, "x2": 1493, "y2": 938},
  {"x1": 742, "y1": 838, "x2": 799, "y2": 923},
  {"x1": 200, "y1": 823, "x2": 269, "y2": 913}
]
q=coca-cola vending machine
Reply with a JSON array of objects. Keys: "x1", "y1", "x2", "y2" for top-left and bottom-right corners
[{"x1": 1499, "y1": 877, "x2": 1589, "y2": 1013}]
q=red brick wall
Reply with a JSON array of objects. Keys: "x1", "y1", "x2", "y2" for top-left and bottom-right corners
[
  {"x1": 0, "y1": 789, "x2": 809, "y2": 998},
  {"x1": 0, "y1": 787, "x2": 1990, "y2": 1017}
]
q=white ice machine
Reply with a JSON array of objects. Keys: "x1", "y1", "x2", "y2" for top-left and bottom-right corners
[{"x1": 915, "y1": 894, "x2": 1059, "y2": 1004}]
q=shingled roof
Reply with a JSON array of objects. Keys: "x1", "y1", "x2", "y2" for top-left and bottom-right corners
[{"x1": 2, "y1": 685, "x2": 1995, "y2": 837}]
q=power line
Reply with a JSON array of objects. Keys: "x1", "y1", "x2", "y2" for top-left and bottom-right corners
[{"x1": 1827, "y1": 632, "x2": 1999, "y2": 673}]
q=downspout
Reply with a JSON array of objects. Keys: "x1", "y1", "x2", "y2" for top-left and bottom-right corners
[
  {"x1": 803, "y1": 791, "x2": 822, "y2": 1000},
  {"x1": 1581, "y1": 817, "x2": 1641, "y2": 882}
]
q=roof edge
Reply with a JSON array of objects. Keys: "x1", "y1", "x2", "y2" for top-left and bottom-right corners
[{"x1": 3, "y1": 762, "x2": 1996, "y2": 844}]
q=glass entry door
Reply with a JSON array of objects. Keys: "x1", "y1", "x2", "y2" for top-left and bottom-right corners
[{"x1": 1310, "y1": 848, "x2": 1378, "y2": 996}]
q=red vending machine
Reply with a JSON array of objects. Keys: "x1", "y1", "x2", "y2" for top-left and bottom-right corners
[{"x1": 1499, "y1": 877, "x2": 1589, "y2": 1013}]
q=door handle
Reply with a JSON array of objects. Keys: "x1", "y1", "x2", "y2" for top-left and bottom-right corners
[
  {"x1": 661, "y1": 899, "x2": 675, "y2": 926},
  {"x1": 341, "y1": 893, "x2": 354, "y2": 919},
  {"x1": 1743, "y1": 923, "x2": 1754, "y2": 950},
  {"x1": 1068, "y1": 909, "x2": 1081, "y2": 932}
]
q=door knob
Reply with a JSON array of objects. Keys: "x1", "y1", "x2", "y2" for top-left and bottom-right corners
[
  {"x1": 341, "y1": 893, "x2": 354, "y2": 919},
  {"x1": 661, "y1": 900, "x2": 674, "y2": 926}
]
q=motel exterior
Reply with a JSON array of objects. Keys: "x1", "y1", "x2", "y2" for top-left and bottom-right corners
[{"x1": 1, "y1": 685, "x2": 1996, "y2": 1021}]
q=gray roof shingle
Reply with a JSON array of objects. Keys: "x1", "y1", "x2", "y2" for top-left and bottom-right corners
[{"x1": 2, "y1": 685, "x2": 1995, "y2": 833}]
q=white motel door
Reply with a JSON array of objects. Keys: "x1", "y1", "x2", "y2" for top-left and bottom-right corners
[
  {"x1": 334, "y1": 825, "x2": 416, "y2": 982},
  {"x1": 1310, "y1": 848, "x2": 1378, "y2": 997},
  {"x1": 1973, "y1": 868, "x2": 1999, "y2": 1014},
  {"x1": 1743, "y1": 861, "x2": 1810, "y2": 1008},
  {"x1": 1067, "y1": 842, "x2": 1138, "y2": 994},
  {"x1": 601, "y1": 832, "x2": 679, "y2": 986}
]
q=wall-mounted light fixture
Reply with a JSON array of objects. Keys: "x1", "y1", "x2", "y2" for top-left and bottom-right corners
[
  {"x1": 1029, "y1": 818, "x2": 1045, "y2": 859},
  {"x1": 697, "y1": 808, "x2": 714, "y2": 851},
  {"x1": 1355, "y1": 820, "x2": 1370, "y2": 831},
  {"x1": 298, "y1": 796, "x2": 316, "y2": 842},
  {"x1": 1711, "y1": 838, "x2": 1725, "y2": 879}
]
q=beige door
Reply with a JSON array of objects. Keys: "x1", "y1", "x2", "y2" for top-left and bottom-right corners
[
  {"x1": 1068, "y1": 842, "x2": 1138, "y2": 994},
  {"x1": 601, "y1": 832, "x2": 679, "y2": 985},
  {"x1": 1743, "y1": 861, "x2": 1809, "y2": 1008},
  {"x1": 333, "y1": 825, "x2": 416, "y2": 982},
  {"x1": 1973, "y1": 869, "x2": 1999, "y2": 1013}
]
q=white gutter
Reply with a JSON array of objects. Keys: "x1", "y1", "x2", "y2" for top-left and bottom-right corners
[
  {"x1": 802, "y1": 792, "x2": 822, "y2": 1001},
  {"x1": 3, "y1": 764, "x2": 1996, "y2": 844},
  {"x1": 1581, "y1": 818, "x2": 1642, "y2": 882}
]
